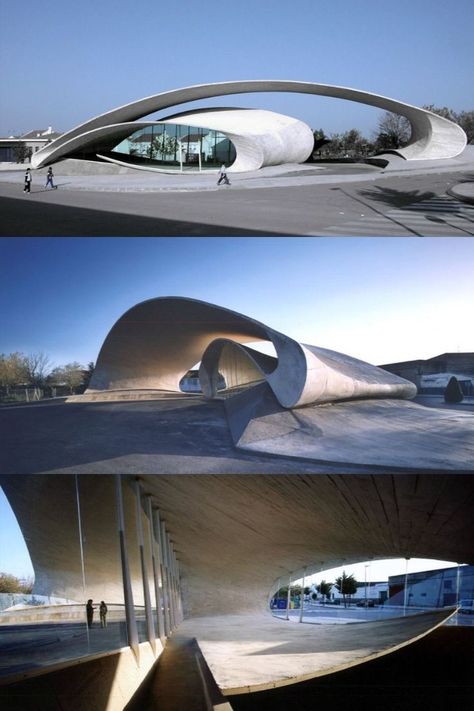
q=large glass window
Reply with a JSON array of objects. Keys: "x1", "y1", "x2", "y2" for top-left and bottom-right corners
[{"x1": 112, "y1": 124, "x2": 236, "y2": 171}]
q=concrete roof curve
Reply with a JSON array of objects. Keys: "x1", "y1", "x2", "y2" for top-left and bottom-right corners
[
  {"x1": 31, "y1": 80, "x2": 467, "y2": 168},
  {"x1": 88, "y1": 296, "x2": 416, "y2": 408}
]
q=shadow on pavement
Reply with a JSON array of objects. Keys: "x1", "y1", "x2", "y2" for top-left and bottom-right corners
[
  {"x1": 356, "y1": 185, "x2": 436, "y2": 209},
  {"x1": 0, "y1": 195, "x2": 283, "y2": 237},
  {"x1": 228, "y1": 626, "x2": 474, "y2": 711}
]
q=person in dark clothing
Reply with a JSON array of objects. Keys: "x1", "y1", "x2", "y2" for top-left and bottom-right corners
[
  {"x1": 45, "y1": 166, "x2": 55, "y2": 189},
  {"x1": 24, "y1": 168, "x2": 32, "y2": 193},
  {"x1": 86, "y1": 599, "x2": 95, "y2": 628}
]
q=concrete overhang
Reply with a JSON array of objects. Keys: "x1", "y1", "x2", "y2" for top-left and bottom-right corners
[{"x1": 31, "y1": 80, "x2": 467, "y2": 170}]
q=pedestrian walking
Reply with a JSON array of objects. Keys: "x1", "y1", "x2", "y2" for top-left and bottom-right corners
[
  {"x1": 99, "y1": 601, "x2": 108, "y2": 628},
  {"x1": 45, "y1": 166, "x2": 55, "y2": 189},
  {"x1": 217, "y1": 164, "x2": 230, "y2": 186},
  {"x1": 24, "y1": 168, "x2": 32, "y2": 193}
]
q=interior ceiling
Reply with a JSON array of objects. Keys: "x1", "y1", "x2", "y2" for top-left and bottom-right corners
[{"x1": 141, "y1": 474, "x2": 474, "y2": 584}]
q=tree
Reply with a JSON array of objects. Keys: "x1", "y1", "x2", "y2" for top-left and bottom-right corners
[
  {"x1": 0, "y1": 572, "x2": 33, "y2": 593},
  {"x1": 0, "y1": 352, "x2": 28, "y2": 394},
  {"x1": 423, "y1": 106, "x2": 474, "y2": 143},
  {"x1": 456, "y1": 111, "x2": 474, "y2": 143},
  {"x1": 81, "y1": 362, "x2": 95, "y2": 390},
  {"x1": 49, "y1": 362, "x2": 85, "y2": 394},
  {"x1": 152, "y1": 134, "x2": 179, "y2": 160},
  {"x1": 24, "y1": 352, "x2": 52, "y2": 387},
  {"x1": 12, "y1": 144, "x2": 32, "y2": 164},
  {"x1": 444, "y1": 376, "x2": 464, "y2": 404},
  {"x1": 317, "y1": 580, "x2": 332, "y2": 604},
  {"x1": 375, "y1": 111, "x2": 411, "y2": 150},
  {"x1": 334, "y1": 571, "x2": 358, "y2": 608}
]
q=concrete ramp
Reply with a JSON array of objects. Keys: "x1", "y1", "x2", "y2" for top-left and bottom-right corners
[
  {"x1": 125, "y1": 635, "x2": 233, "y2": 711},
  {"x1": 225, "y1": 383, "x2": 474, "y2": 471},
  {"x1": 181, "y1": 609, "x2": 456, "y2": 695}
]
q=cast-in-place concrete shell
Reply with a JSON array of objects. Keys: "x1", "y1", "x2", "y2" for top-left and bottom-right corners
[
  {"x1": 31, "y1": 80, "x2": 467, "y2": 171},
  {"x1": 88, "y1": 297, "x2": 416, "y2": 408}
]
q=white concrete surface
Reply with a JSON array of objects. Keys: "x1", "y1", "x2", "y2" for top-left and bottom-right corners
[
  {"x1": 87, "y1": 297, "x2": 415, "y2": 409},
  {"x1": 180, "y1": 609, "x2": 456, "y2": 693},
  {"x1": 31, "y1": 80, "x2": 467, "y2": 170}
]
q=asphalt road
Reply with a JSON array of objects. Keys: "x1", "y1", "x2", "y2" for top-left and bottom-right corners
[
  {"x1": 0, "y1": 397, "x2": 382, "y2": 474},
  {"x1": 1, "y1": 170, "x2": 473, "y2": 236}
]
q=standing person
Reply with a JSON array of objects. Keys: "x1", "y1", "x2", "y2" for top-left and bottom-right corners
[
  {"x1": 99, "y1": 601, "x2": 108, "y2": 628},
  {"x1": 45, "y1": 166, "x2": 55, "y2": 189},
  {"x1": 86, "y1": 599, "x2": 95, "y2": 628},
  {"x1": 24, "y1": 168, "x2": 32, "y2": 193},
  {"x1": 217, "y1": 164, "x2": 230, "y2": 186}
]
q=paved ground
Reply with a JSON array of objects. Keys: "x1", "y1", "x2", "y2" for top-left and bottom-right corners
[
  {"x1": 2, "y1": 395, "x2": 472, "y2": 474},
  {"x1": 227, "y1": 625, "x2": 474, "y2": 711},
  {"x1": 179, "y1": 609, "x2": 454, "y2": 694},
  {"x1": 1, "y1": 162, "x2": 473, "y2": 236}
]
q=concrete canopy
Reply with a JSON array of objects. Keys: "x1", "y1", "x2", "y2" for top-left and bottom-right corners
[
  {"x1": 30, "y1": 80, "x2": 467, "y2": 170},
  {"x1": 87, "y1": 297, "x2": 415, "y2": 409}
]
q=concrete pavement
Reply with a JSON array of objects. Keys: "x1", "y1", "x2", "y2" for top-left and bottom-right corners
[
  {"x1": 1, "y1": 157, "x2": 473, "y2": 235},
  {"x1": 179, "y1": 608, "x2": 455, "y2": 694}
]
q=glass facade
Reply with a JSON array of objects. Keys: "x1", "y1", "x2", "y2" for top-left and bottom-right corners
[
  {"x1": 0, "y1": 476, "x2": 182, "y2": 682},
  {"x1": 112, "y1": 124, "x2": 236, "y2": 171}
]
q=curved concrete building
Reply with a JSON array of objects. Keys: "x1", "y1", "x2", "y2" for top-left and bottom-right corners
[
  {"x1": 1, "y1": 473, "x2": 472, "y2": 706},
  {"x1": 88, "y1": 297, "x2": 416, "y2": 408},
  {"x1": 31, "y1": 80, "x2": 467, "y2": 172}
]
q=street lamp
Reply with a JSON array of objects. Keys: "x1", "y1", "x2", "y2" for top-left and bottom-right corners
[{"x1": 364, "y1": 564, "x2": 370, "y2": 606}]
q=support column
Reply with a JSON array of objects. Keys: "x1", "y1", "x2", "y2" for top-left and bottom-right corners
[
  {"x1": 170, "y1": 542, "x2": 183, "y2": 624},
  {"x1": 146, "y1": 496, "x2": 165, "y2": 643},
  {"x1": 134, "y1": 479, "x2": 156, "y2": 654},
  {"x1": 155, "y1": 510, "x2": 171, "y2": 636},
  {"x1": 162, "y1": 524, "x2": 176, "y2": 630},
  {"x1": 115, "y1": 475, "x2": 139, "y2": 662},
  {"x1": 299, "y1": 568, "x2": 306, "y2": 623},
  {"x1": 286, "y1": 574, "x2": 291, "y2": 621}
]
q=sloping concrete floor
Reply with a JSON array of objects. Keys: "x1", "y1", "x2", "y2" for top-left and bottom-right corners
[
  {"x1": 227, "y1": 387, "x2": 474, "y2": 471},
  {"x1": 1, "y1": 392, "x2": 473, "y2": 473},
  {"x1": 227, "y1": 625, "x2": 474, "y2": 711},
  {"x1": 178, "y1": 609, "x2": 455, "y2": 695}
]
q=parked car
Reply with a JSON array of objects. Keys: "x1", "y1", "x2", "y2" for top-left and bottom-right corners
[
  {"x1": 356, "y1": 599, "x2": 375, "y2": 607},
  {"x1": 458, "y1": 599, "x2": 474, "y2": 614}
]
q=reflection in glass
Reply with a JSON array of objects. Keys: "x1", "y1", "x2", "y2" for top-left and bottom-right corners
[{"x1": 112, "y1": 124, "x2": 236, "y2": 171}]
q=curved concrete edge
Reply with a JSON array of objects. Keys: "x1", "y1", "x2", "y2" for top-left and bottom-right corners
[
  {"x1": 447, "y1": 181, "x2": 474, "y2": 205},
  {"x1": 32, "y1": 109, "x2": 314, "y2": 174},
  {"x1": 31, "y1": 80, "x2": 467, "y2": 169},
  {"x1": 228, "y1": 392, "x2": 474, "y2": 471},
  {"x1": 184, "y1": 608, "x2": 457, "y2": 695},
  {"x1": 88, "y1": 297, "x2": 416, "y2": 410}
]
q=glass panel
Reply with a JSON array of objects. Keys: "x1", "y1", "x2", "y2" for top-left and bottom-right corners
[
  {"x1": 0, "y1": 475, "x2": 131, "y2": 682},
  {"x1": 111, "y1": 123, "x2": 236, "y2": 171}
]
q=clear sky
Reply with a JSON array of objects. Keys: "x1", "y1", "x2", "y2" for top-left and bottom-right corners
[
  {"x1": 1, "y1": 0, "x2": 472, "y2": 137},
  {"x1": 1, "y1": 236, "x2": 473, "y2": 369}
]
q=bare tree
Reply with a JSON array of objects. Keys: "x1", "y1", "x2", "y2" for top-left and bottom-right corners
[
  {"x1": 375, "y1": 111, "x2": 411, "y2": 150},
  {"x1": 24, "y1": 352, "x2": 52, "y2": 386}
]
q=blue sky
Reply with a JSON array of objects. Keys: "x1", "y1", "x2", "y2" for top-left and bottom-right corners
[
  {"x1": 1, "y1": 0, "x2": 472, "y2": 136},
  {"x1": 1, "y1": 237, "x2": 473, "y2": 369}
]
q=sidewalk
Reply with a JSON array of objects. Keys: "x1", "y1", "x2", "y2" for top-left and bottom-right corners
[{"x1": 1, "y1": 149, "x2": 473, "y2": 196}]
